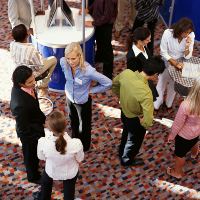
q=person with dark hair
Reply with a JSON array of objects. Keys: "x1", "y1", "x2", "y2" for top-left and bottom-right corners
[
  {"x1": 10, "y1": 66, "x2": 46, "y2": 184},
  {"x1": 131, "y1": 0, "x2": 164, "y2": 55},
  {"x1": 78, "y1": 0, "x2": 118, "y2": 79},
  {"x1": 33, "y1": 111, "x2": 84, "y2": 200},
  {"x1": 154, "y1": 17, "x2": 195, "y2": 114},
  {"x1": 112, "y1": 56, "x2": 165, "y2": 166},
  {"x1": 10, "y1": 24, "x2": 57, "y2": 89},
  {"x1": 126, "y1": 27, "x2": 158, "y2": 101}
]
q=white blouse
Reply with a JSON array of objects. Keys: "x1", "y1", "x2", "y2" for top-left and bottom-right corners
[
  {"x1": 37, "y1": 133, "x2": 84, "y2": 180},
  {"x1": 160, "y1": 29, "x2": 195, "y2": 61},
  {"x1": 132, "y1": 44, "x2": 148, "y2": 59}
]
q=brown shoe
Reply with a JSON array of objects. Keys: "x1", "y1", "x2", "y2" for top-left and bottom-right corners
[{"x1": 114, "y1": 31, "x2": 121, "y2": 38}]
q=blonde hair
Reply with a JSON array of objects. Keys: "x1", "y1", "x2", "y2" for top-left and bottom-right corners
[
  {"x1": 185, "y1": 73, "x2": 200, "y2": 116},
  {"x1": 65, "y1": 42, "x2": 86, "y2": 75}
]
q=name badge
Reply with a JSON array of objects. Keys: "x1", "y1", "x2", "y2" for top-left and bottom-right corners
[{"x1": 75, "y1": 77, "x2": 82, "y2": 85}]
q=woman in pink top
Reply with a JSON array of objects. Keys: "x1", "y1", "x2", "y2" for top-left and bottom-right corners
[{"x1": 167, "y1": 74, "x2": 200, "y2": 180}]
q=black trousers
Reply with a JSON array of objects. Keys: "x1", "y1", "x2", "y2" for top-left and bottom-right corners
[
  {"x1": 38, "y1": 169, "x2": 78, "y2": 200},
  {"x1": 20, "y1": 137, "x2": 41, "y2": 181},
  {"x1": 131, "y1": 17, "x2": 158, "y2": 55},
  {"x1": 95, "y1": 23, "x2": 114, "y2": 79},
  {"x1": 66, "y1": 96, "x2": 92, "y2": 151},
  {"x1": 119, "y1": 111, "x2": 146, "y2": 165}
]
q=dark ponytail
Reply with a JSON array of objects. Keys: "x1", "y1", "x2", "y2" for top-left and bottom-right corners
[
  {"x1": 126, "y1": 27, "x2": 151, "y2": 49},
  {"x1": 55, "y1": 134, "x2": 67, "y2": 155},
  {"x1": 126, "y1": 34, "x2": 134, "y2": 49},
  {"x1": 48, "y1": 111, "x2": 67, "y2": 155}
]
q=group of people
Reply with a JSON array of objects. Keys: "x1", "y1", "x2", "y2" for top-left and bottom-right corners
[{"x1": 7, "y1": 0, "x2": 200, "y2": 198}]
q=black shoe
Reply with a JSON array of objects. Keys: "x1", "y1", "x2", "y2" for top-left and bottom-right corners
[
  {"x1": 32, "y1": 192, "x2": 39, "y2": 199},
  {"x1": 121, "y1": 158, "x2": 144, "y2": 166},
  {"x1": 28, "y1": 178, "x2": 41, "y2": 184}
]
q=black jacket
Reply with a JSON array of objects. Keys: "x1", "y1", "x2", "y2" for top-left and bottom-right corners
[
  {"x1": 126, "y1": 46, "x2": 158, "y2": 101},
  {"x1": 10, "y1": 87, "x2": 46, "y2": 141},
  {"x1": 127, "y1": 46, "x2": 152, "y2": 72}
]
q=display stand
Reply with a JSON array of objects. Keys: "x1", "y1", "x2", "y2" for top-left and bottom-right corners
[{"x1": 30, "y1": 7, "x2": 95, "y2": 92}]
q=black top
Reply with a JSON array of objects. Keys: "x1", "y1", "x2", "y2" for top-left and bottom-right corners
[
  {"x1": 126, "y1": 46, "x2": 158, "y2": 101},
  {"x1": 127, "y1": 46, "x2": 151, "y2": 72},
  {"x1": 10, "y1": 87, "x2": 46, "y2": 141}
]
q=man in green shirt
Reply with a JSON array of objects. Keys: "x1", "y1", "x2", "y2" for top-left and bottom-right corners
[{"x1": 112, "y1": 56, "x2": 165, "y2": 166}]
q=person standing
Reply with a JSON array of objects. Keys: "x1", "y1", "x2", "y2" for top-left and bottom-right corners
[
  {"x1": 167, "y1": 74, "x2": 200, "y2": 180},
  {"x1": 8, "y1": 0, "x2": 46, "y2": 34},
  {"x1": 60, "y1": 42, "x2": 112, "y2": 151},
  {"x1": 78, "y1": 0, "x2": 118, "y2": 79},
  {"x1": 131, "y1": 0, "x2": 164, "y2": 55},
  {"x1": 126, "y1": 27, "x2": 158, "y2": 101},
  {"x1": 10, "y1": 66, "x2": 46, "y2": 184},
  {"x1": 154, "y1": 17, "x2": 195, "y2": 114},
  {"x1": 33, "y1": 111, "x2": 84, "y2": 200},
  {"x1": 114, "y1": 0, "x2": 138, "y2": 38},
  {"x1": 112, "y1": 56, "x2": 165, "y2": 166}
]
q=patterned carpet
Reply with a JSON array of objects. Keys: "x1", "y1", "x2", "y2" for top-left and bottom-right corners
[{"x1": 1, "y1": 0, "x2": 200, "y2": 199}]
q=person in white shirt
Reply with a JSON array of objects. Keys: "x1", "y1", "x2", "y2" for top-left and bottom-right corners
[
  {"x1": 10, "y1": 24, "x2": 57, "y2": 89},
  {"x1": 8, "y1": 0, "x2": 45, "y2": 34},
  {"x1": 33, "y1": 111, "x2": 84, "y2": 200},
  {"x1": 154, "y1": 17, "x2": 195, "y2": 114}
]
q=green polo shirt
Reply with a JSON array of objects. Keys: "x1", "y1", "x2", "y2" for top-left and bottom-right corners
[{"x1": 111, "y1": 69, "x2": 154, "y2": 129}]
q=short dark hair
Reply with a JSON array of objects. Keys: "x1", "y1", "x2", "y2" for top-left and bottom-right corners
[
  {"x1": 126, "y1": 27, "x2": 151, "y2": 49},
  {"x1": 12, "y1": 66, "x2": 33, "y2": 88},
  {"x1": 171, "y1": 17, "x2": 194, "y2": 38},
  {"x1": 142, "y1": 55, "x2": 165, "y2": 76},
  {"x1": 12, "y1": 24, "x2": 28, "y2": 42}
]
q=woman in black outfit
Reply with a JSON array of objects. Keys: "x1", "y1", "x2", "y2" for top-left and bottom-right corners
[{"x1": 126, "y1": 27, "x2": 158, "y2": 101}]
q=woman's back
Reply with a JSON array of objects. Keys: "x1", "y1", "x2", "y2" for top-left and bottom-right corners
[{"x1": 38, "y1": 133, "x2": 84, "y2": 180}]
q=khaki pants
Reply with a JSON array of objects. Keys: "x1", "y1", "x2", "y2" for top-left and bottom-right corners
[
  {"x1": 115, "y1": 0, "x2": 138, "y2": 31},
  {"x1": 37, "y1": 56, "x2": 57, "y2": 88}
]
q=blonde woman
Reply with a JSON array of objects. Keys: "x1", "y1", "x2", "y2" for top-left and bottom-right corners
[
  {"x1": 60, "y1": 42, "x2": 112, "y2": 151},
  {"x1": 167, "y1": 74, "x2": 200, "y2": 180}
]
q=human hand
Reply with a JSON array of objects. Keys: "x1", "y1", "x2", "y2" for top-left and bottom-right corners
[
  {"x1": 138, "y1": 116, "x2": 144, "y2": 123},
  {"x1": 185, "y1": 36, "x2": 192, "y2": 46},
  {"x1": 175, "y1": 62, "x2": 184, "y2": 69},
  {"x1": 168, "y1": 138, "x2": 174, "y2": 143},
  {"x1": 88, "y1": 89, "x2": 92, "y2": 97},
  {"x1": 28, "y1": 28, "x2": 33, "y2": 35},
  {"x1": 78, "y1": 9, "x2": 89, "y2": 15},
  {"x1": 85, "y1": 21, "x2": 93, "y2": 27},
  {"x1": 36, "y1": 10, "x2": 45, "y2": 16}
]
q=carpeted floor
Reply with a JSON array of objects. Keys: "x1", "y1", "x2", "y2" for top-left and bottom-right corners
[{"x1": 1, "y1": 0, "x2": 200, "y2": 199}]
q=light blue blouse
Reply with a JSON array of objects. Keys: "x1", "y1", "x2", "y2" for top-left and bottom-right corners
[{"x1": 60, "y1": 57, "x2": 113, "y2": 104}]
